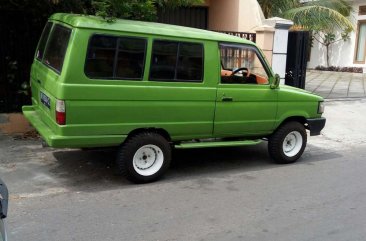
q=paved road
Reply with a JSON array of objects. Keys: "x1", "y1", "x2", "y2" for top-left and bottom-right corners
[{"x1": 1, "y1": 100, "x2": 366, "y2": 241}]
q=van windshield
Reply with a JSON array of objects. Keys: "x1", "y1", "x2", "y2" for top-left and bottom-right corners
[{"x1": 36, "y1": 23, "x2": 71, "y2": 74}]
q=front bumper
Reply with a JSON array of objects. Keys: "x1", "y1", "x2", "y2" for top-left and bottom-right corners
[{"x1": 307, "y1": 117, "x2": 326, "y2": 136}]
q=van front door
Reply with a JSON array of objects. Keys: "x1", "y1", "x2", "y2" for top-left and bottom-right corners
[{"x1": 214, "y1": 43, "x2": 278, "y2": 137}]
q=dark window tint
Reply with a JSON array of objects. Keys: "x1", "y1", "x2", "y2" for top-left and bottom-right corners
[
  {"x1": 150, "y1": 41, "x2": 178, "y2": 80},
  {"x1": 177, "y1": 43, "x2": 203, "y2": 81},
  {"x1": 85, "y1": 35, "x2": 147, "y2": 80},
  {"x1": 116, "y1": 38, "x2": 146, "y2": 79},
  {"x1": 43, "y1": 24, "x2": 71, "y2": 72},
  {"x1": 85, "y1": 35, "x2": 117, "y2": 78},
  {"x1": 150, "y1": 40, "x2": 203, "y2": 82},
  {"x1": 36, "y1": 22, "x2": 52, "y2": 60}
]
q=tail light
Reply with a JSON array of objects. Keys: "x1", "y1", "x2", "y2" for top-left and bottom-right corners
[{"x1": 56, "y1": 99, "x2": 66, "y2": 125}]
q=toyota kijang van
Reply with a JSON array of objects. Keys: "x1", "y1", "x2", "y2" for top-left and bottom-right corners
[{"x1": 23, "y1": 13, "x2": 326, "y2": 183}]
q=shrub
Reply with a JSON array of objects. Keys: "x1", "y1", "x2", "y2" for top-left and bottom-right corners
[{"x1": 314, "y1": 66, "x2": 363, "y2": 73}]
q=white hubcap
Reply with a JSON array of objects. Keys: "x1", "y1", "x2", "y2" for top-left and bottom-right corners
[
  {"x1": 133, "y1": 145, "x2": 164, "y2": 176},
  {"x1": 282, "y1": 131, "x2": 303, "y2": 157}
]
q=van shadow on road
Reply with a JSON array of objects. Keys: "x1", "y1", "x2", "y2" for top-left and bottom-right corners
[{"x1": 51, "y1": 142, "x2": 342, "y2": 192}]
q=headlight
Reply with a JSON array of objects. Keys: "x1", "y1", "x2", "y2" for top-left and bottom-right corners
[{"x1": 318, "y1": 101, "x2": 325, "y2": 114}]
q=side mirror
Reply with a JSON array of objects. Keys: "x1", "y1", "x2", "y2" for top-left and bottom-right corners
[
  {"x1": 271, "y1": 74, "x2": 280, "y2": 89},
  {"x1": 0, "y1": 179, "x2": 8, "y2": 241}
]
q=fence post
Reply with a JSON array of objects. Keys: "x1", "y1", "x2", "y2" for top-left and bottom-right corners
[
  {"x1": 264, "y1": 17, "x2": 293, "y2": 85},
  {"x1": 254, "y1": 25, "x2": 275, "y2": 67}
]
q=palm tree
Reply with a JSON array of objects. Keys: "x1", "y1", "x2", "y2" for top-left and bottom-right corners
[
  {"x1": 259, "y1": 0, "x2": 298, "y2": 19},
  {"x1": 258, "y1": 0, "x2": 353, "y2": 31},
  {"x1": 258, "y1": 0, "x2": 354, "y2": 67}
]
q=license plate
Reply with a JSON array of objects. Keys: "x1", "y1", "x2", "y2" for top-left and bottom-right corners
[{"x1": 40, "y1": 91, "x2": 51, "y2": 109}]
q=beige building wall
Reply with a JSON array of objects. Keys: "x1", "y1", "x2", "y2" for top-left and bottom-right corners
[
  {"x1": 208, "y1": 0, "x2": 264, "y2": 32},
  {"x1": 255, "y1": 25, "x2": 275, "y2": 65},
  {"x1": 205, "y1": 0, "x2": 291, "y2": 82},
  {"x1": 238, "y1": 0, "x2": 265, "y2": 32},
  {"x1": 208, "y1": 0, "x2": 239, "y2": 31}
]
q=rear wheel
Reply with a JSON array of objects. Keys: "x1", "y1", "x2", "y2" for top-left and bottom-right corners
[
  {"x1": 116, "y1": 132, "x2": 171, "y2": 183},
  {"x1": 268, "y1": 121, "x2": 307, "y2": 164}
]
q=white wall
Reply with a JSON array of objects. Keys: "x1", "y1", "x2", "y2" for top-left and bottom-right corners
[
  {"x1": 264, "y1": 18, "x2": 293, "y2": 84},
  {"x1": 307, "y1": 0, "x2": 366, "y2": 72},
  {"x1": 307, "y1": 30, "x2": 355, "y2": 68}
]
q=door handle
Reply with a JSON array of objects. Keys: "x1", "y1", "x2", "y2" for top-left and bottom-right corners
[
  {"x1": 37, "y1": 79, "x2": 41, "y2": 85},
  {"x1": 222, "y1": 96, "x2": 233, "y2": 102}
]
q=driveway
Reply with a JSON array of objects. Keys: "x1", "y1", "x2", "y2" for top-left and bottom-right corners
[{"x1": 306, "y1": 70, "x2": 366, "y2": 99}]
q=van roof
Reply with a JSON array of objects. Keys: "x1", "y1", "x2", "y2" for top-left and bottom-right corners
[{"x1": 50, "y1": 13, "x2": 255, "y2": 45}]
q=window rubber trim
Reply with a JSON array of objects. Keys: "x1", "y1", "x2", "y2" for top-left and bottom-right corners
[
  {"x1": 84, "y1": 33, "x2": 148, "y2": 81},
  {"x1": 149, "y1": 39, "x2": 205, "y2": 83}
]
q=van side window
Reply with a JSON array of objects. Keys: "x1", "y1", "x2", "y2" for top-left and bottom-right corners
[
  {"x1": 150, "y1": 40, "x2": 203, "y2": 82},
  {"x1": 150, "y1": 41, "x2": 178, "y2": 80},
  {"x1": 116, "y1": 38, "x2": 146, "y2": 79},
  {"x1": 220, "y1": 44, "x2": 269, "y2": 85},
  {"x1": 85, "y1": 35, "x2": 147, "y2": 80},
  {"x1": 36, "y1": 22, "x2": 52, "y2": 60},
  {"x1": 177, "y1": 43, "x2": 204, "y2": 81},
  {"x1": 43, "y1": 24, "x2": 71, "y2": 73},
  {"x1": 85, "y1": 36, "x2": 117, "y2": 78}
]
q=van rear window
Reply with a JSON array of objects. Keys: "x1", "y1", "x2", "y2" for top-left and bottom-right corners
[
  {"x1": 36, "y1": 22, "x2": 52, "y2": 60},
  {"x1": 43, "y1": 24, "x2": 71, "y2": 73}
]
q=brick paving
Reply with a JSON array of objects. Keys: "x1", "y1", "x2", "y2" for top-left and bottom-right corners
[{"x1": 305, "y1": 70, "x2": 366, "y2": 99}]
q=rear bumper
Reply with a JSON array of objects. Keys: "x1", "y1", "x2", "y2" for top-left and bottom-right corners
[
  {"x1": 22, "y1": 105, "x2": 126, "y2": 148},
  {"x1": 306, "y1": 117, "x2": 326, "y2": 136}
]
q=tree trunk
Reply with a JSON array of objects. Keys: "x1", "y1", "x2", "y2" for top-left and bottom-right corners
[{"x1": 326, "y1": 44, "x2": 330, "y2": 67}]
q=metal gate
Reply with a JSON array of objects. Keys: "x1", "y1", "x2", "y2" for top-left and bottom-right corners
[
  {"x1": 157, "y1": 7, "x2": 208, "y2": 29},
  {"x1": 285, "y1": 31, "x2": 310, "y2": 89}
]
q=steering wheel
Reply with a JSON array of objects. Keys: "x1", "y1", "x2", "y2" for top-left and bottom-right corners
[{"x1": 231, "y1": 67, "x2": 250, "y2": 77}]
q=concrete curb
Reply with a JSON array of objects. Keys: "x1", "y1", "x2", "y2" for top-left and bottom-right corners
[
  {"x1": 0, "y1": 113, "x2": 34, "y2": 135},
  {"x1": 325, "y1": 97, "x2": 366, "y2": 102}
]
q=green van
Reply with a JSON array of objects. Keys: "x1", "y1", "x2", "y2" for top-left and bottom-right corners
[{"x1": 23, "y1": 13, "x2": 326, "y2": 183}]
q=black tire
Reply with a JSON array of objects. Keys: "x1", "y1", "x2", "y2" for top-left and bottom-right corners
[
  {"x1": 268, "y1": 121, "x2": 307, "y2": 164},
  {"x1": 116, "y1": 132, "x2": 171, "y2": 183}
]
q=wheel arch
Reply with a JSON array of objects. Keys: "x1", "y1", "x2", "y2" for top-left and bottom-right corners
[
  {"x1": 274, "y1": 116, "x2": 308, "y2": 132},
  {"x1": 125, "y1": 128, "x2": 172, "y2": 143}
]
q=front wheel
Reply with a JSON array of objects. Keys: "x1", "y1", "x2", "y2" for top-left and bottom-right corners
[
  {"x1": 268, "y1": 121, "x2": 307, "y2": 164},
  {"x1": 116, "y1": 132, "x2": 172, "y2": 183}
]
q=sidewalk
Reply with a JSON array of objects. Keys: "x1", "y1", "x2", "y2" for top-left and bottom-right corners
[{"x1": 305, "y1": 70, "x2": 366, "y2": 99}]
